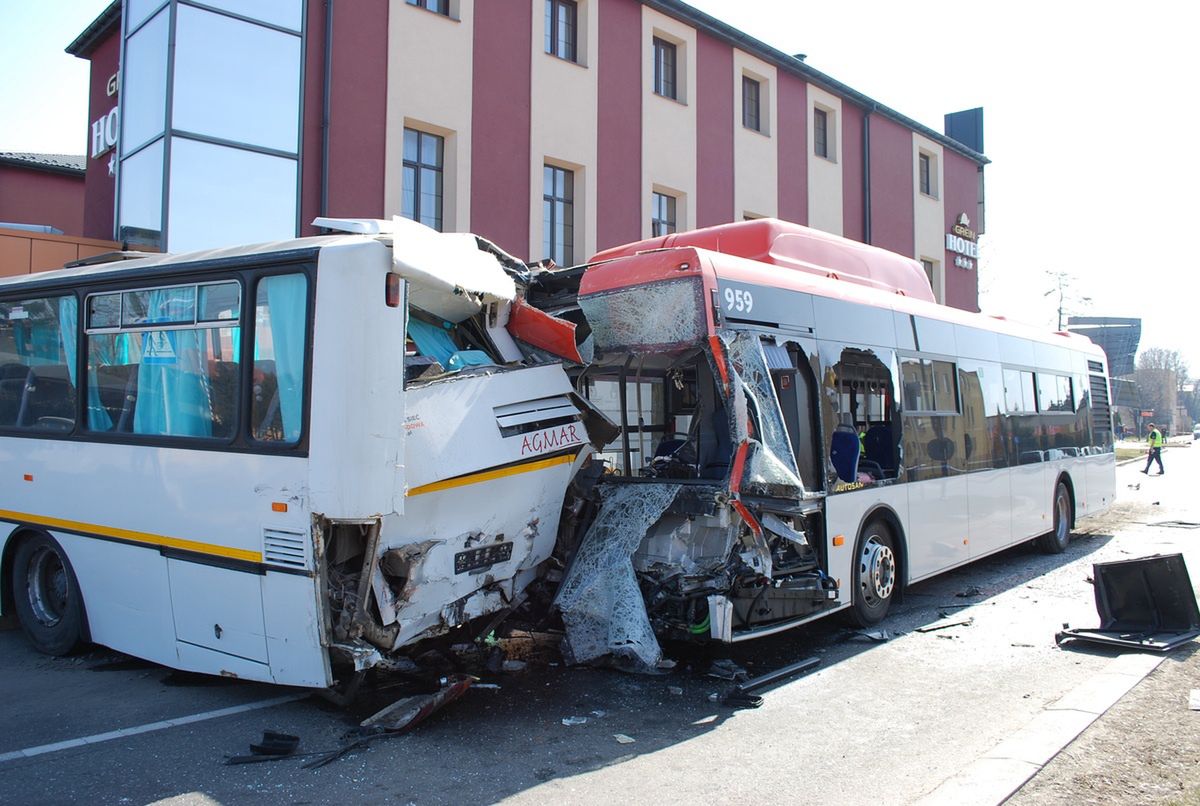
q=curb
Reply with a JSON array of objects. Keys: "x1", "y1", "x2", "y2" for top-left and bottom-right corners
[{"x1": 915, "y1": 652, "x2": 1165, "y2": 806}]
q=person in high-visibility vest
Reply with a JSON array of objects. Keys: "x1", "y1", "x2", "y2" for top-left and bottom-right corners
[{"x1": 1142, "y1": 422, "x2": 1165, "y2": 475}]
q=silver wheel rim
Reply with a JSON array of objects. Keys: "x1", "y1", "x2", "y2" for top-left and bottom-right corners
[
  {"x1": 26, "y1": 546, "x2": 68, "y2": 628},
  {"x1": 859, "y1": 536, "x2": 895, "y2": 606}
]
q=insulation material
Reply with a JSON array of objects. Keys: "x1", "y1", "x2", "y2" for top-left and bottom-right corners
[
  {"x1": 718, "y1": 329, "x2": 805, "y2": 495},
  {"x1": 554, "y1": 482, "x2": 683, "y2": 670},
  {"x1": 578, "y1": 278, "x2": 706, "y2": 355}
]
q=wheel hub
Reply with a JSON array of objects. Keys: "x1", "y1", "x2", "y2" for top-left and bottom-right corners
[
  {"x1": 26, "y1": 546, "x2": 67, "y2": 628},
  {"x1": 860, "y1": 539, "x2": 896, "y2": 602}
]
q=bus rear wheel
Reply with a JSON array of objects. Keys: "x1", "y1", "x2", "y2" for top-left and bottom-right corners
[
  {"x1": 850, "y1": 520, "x2": 897, "y2": 627},
  {"x1": 11, "y1": 534, "x2": 86, "y2": 656},
  {"x1": 1036, "y1": 482, "x2": 1073, "y2": 555}
]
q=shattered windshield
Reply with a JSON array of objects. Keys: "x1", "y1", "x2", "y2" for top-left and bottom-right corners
[{"x1": 579, "y1": 278, "x2": 707, "y2": 356}]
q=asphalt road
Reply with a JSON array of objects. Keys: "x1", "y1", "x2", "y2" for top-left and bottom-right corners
[{"x1": 1, "y1": 442, "x2": 1197, "y2": 805}]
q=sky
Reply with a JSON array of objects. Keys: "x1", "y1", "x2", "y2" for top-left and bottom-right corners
[{"x1": 1, "y1": 0, "x2": 1197, "y2": 376}]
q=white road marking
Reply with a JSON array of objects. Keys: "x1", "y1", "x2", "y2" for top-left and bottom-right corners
[{"x1": 0, "y1": 693, "x2": 307, "y2": 764}]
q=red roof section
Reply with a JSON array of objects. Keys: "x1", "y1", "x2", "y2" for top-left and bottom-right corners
[{"x1": 588, "y1": 218, "x2": 936, "y2": 302}]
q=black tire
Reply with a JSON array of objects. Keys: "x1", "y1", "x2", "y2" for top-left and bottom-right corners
[
  {"x1": 850, "y1": 520, "x2": 898, "y2": 627},
  {"x1": 11, "y1": 533, "x2": 86, "y2": 656},
  {"x1": 1036, "y1": 481, "x2": 1073, "y2": 555}
]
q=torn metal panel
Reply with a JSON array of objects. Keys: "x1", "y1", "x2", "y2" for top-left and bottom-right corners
[
  {"x1": 507, "y1": 296, "x2": 590, "y2": 364},
  {"x1": 1057, "y1": 553, "x2": 1200, "y2": 652}
]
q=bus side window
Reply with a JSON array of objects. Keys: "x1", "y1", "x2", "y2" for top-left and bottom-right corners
[
  {"x1": 251, "y1": 274, "x2": 307, "y2": 444},
  {"x1": 0, "y1": 295, "x2": 78, "y2": 431}
]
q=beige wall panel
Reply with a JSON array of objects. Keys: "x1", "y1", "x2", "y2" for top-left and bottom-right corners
[
  {"x1": 732, "y1": 49, "x2": 777, "y2": 219},
  {"x1": 806, "y1": 85, "x2": 843, "y2": 236},
  {"x1": 385, "y1": 2, "x2": 474, "y2": 232},
  {"x1": 641, "y1": 6, "x2": 697, "y2": 238},
  {"x1": 529, "y1": 0, "x2": 600, "y2": 263},
  {"x1": 913, "y1": 132, "x2": 946, "y2": 301}
]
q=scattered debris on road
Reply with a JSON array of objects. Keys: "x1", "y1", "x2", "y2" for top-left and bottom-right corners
[
  {"x1": 1189, "y1": 690, "x2": 1200, "y2": 711},
  {"x1": 614, "y1": 734, "x2": 636, "y2": 744},
  {"x1": 723, "y1": 656, "x2": 821, "y2": 709},
  {"x1": 562, "y1": 716, "x2": 588, "y2": 726},
  {"x1": 917, "y1": 617, "x2": 974, "y2": 633},
  {"x1": 852, "y1": 628, "x2": 894, "y2": 642}
]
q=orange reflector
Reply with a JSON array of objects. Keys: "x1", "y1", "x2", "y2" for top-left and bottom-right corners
[
  {"x1": 963, "y1": 538, "x2": 969, "y2": 545},
  {"x1": 23, "y1": 474, "x2": 33, "y2": 482},
  {"x1": 385, "y1": 273, "x2": 401, "y2": 308},
  {"x1": 832, "y1": 535, "x2": 845, "y2": 547},
  {"x1": 271, "y1": 502, "x2": 288, "y2": 513}
]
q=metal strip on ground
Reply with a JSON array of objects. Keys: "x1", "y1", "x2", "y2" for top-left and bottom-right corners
[
  {"x1": 916, "y1": 652, "x2": 1165, "y2": 806},
  {"x1": 0, "y1": 693, "x2": 308, "y2": 764}
]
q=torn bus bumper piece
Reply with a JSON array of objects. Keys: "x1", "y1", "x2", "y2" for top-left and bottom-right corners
[{"x1": 1056, "y1": 553, "x2": 1200, "y2": 652}]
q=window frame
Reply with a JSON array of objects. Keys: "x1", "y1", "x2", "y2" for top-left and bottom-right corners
[
  {"x1": 651, "y1": 191, "x2": 676, "y2": 237},
  {"x1": 919, "y1": 152, "x2": 934, "y2": 197},
  {"x1": 814, "y1": 107, "x2": 829, "y2": 159},
  {"x1": 401, "y1": 127, "x2": 445, "y2": 232},
  {"x1": 900, "y1": 355, "x2": 961, "y2": 415},
  {"x1": 406, "y1": 0, "x2": 449, "y2": 16},
  {"x1": 652, "y1": 36, "x2": 678, "y2": 100},
  {"x1": 0, "y1": 257, "x2": 316, "y2": 455},
  {"x1": 545, "y1": 0, "x2": 578, "y2": 62},
  {"x1": 543, "y1": 164, "x2": 575, "y2": 267},
  {"x1": 742, "y1": 75, "x2": 761, "y2": 132}
]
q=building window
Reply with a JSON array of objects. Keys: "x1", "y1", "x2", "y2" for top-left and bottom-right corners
[
  {"x1": 918, "y1": 150, "x2": 938, "y2": 198},
  {"x1": 742, "y1": 76, "x2": 761, "y2": 132},
  {"x1": 543, "y1": 164, "x2": 574, "y2": 266},
  {"x1": 545, "y1": 0, "x2": 577, "y2": 62},
  {"x1": 814, "y1": 108, "x2": 829, "y2": 158},
  {"x1": 653, "y1": 36, "x2": 677, "y2": 100},
  {"x1": 920, "y1": 258, "x2": 935, "y2": 288},
  {"x1": 652, "y1": 191, "x2": 676, "y2": 237},
  {"x1": 402, "y1": 128, "x2": 444, "y2": 231},
  {"x1": 406, "y1": 0, "x2": 449, "y2": 15}
]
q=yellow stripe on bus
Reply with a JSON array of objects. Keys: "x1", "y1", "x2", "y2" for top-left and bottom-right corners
[
  {"x1": 0, "y1": 509, "x2": 263, "y2": 564},
  {"x1": 406, "y1": 452, "x2": 578, "y2": 497}
]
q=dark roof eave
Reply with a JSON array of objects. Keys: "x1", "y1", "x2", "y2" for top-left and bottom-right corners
[
  {"x1": 66, "y1": 1, "x2": 122, "y2": 58},
  {"x1": 645, "y1": 0, "x2": 990, "y2": 166},
  {"x1": 0, "y1": 156, "x2": 86, "y2": 177}
]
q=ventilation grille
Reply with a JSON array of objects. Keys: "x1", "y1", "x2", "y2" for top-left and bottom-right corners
[
  {"x1": 263, "y1": 528, "x2": 307, "y2": 569},
  {"x1": 1089, "y1": 374, "x2": 1112, "y2": 435},
  {"x1": 1087, "y1": 360, "x2": 1104, "y2": 373}
]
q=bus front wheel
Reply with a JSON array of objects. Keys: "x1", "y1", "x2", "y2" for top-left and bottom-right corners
[
  {"x1": 1036, "y1": 482, "x2": 1073, "y2": 555},
  {"x1": 850, "y1": 520, "x2": 897, "y2": 627},
  {"x1": 11, "y1": 534, "x2": 86, "y2": 656}
]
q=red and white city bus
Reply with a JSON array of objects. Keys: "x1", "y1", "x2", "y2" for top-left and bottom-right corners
[{"x1": 549, "y1": 219, "x2": 1115, "y2": 669}]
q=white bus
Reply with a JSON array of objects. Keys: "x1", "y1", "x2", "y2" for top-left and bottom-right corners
[
  {"x1": 0, "y1": 218, "x2": 607, "y2": 689},
  {"x1": 549, "y1": 219, "x2": 1116, "y2": 669}
]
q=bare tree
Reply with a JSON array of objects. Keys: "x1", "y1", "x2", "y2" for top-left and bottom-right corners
[{"x1": 1135, "y1": 348, "x2": 1188, "y2": 431}]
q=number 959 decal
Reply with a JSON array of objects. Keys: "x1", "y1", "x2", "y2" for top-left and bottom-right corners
[{"x1": 723, "y1": 286, "x2": 754, "y2": 313}]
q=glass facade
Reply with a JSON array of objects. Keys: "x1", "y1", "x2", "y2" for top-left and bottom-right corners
[{"x1": 117, "y1": 0, "x2": 304, "y2": 251}]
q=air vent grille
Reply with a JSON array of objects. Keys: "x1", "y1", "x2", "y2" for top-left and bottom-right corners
[{"x1": 263, "y1": 528, "x2": 307, "y2": 569}]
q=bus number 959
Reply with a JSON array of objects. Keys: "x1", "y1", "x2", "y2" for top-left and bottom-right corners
[{"x1": 724, "y1": 286, "x2": 754, "y2": 314}]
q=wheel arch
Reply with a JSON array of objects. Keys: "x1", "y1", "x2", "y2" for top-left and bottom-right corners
[
  {"x1": 1055, "y1": 472, "x2": 1077, "y2": 529},
  {"x1": 2, "y1": 526, "x2": 91, "y2": 642},
  {"x1": 854, "y1": 504, "x2": 909, "y2": 601}
]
